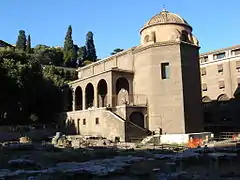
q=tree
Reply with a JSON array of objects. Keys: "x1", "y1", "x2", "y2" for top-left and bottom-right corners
[
  {"x1": 33, "y1": 45, "x2": 64, "y2": 66},
  {"x1": 85, "y1": 31, "x2": 97, "y2": 62},
  {"x1": 0, "y1": 48, "x2": 66, "y2": 125},
  {"x1": 26, "y1": 34, "x2": 32, "y2": 53},
  {"x1": 111, "y1": 48, "x2": 124, "y2": 55},
  {"x1": 63, "y1": 25, "x2": 76, "y2": 66},
  {"x1": 16, "y1": 30, "x2": 27, "y2": 51},
  {"x1": 77, "y1": 46, "x2": 87, "y2": 66}
]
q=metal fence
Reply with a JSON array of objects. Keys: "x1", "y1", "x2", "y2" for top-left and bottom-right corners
[{"x1": 111, "y1": 94, "x2": 148, "y2": 107}]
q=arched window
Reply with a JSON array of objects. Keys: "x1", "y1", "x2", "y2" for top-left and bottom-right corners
[
  {"x1": 151, "y1": 31, "x2": 156, "y2": 43},
  {"x1": 217, "y1": 94, "x2": 229, "y2": 102},
  {"x1": 144, "y1": 35, "x2": 150, "y2": 43},
  {"x1": 202, "y1": 96, "x2": 211, "y2": 103}
]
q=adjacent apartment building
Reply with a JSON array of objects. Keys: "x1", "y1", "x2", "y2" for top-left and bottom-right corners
[{"x1": 200, "y1": 45, "x2": 240, "y2": 102}]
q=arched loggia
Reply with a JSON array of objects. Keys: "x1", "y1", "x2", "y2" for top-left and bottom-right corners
[
  {"x1": 85, "y1": 83, "x2": 94, "y2": 109},
  {"x1": 97, "y1": 79, "x2": 108, "y2": 107},
  {"x1": 75, "y1": 86, "x2": 83, "y2": 110},
  {"x1": 116, "y1": 77, "x2": 129, "y2": 105}
]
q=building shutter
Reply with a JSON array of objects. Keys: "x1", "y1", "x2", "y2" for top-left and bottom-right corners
[
  {"x1": 217, "y1": 64, "x2": 223, "y2": 73},
  {"x1": 233, "y1": 49, "x2": 240, "y2": 55},
  {"x1": 201, "y1": 68, "x2": 206, "y2": 76},
  {"x1": 219, "y1": 80, "x2": 225, "y2": 89},
  {"x1": 202, "y1": 83, "x2": 207, "y2": 91},
  {"x1": 236, "y1": 61, "x2": 240, "y2": 69}
]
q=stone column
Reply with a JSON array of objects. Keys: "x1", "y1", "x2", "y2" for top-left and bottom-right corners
[
  {"x1": 128, "y1": 79, "x2": 133, "y2": 104},
  {"x1": 83, "y1": 89, "x2": 86, "y2": 110},
  {"x1": 108, "y1": 78, "x2": 113, "y2": 107},
  {"x1": 72, "y1": 89, "x2": 75, "y2": 111},
  {"x1": 94, "y1": 86, "x2": 98, "y2": 108}
]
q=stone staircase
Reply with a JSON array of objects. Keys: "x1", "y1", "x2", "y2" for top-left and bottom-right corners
[
  {"x1": 106, "y1": 110, "x2": 151, "y2": 141},
  {"x1": 140, "y1": 135, "x2": 155, "y2": 145}
]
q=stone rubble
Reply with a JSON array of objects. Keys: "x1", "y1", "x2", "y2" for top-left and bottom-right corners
[
  {"x1": 1, "y1": 143, "x2": 240, "y2": 179},
  {"x1": 0, "y1": 156, "x2": 144, "y2": 178}
]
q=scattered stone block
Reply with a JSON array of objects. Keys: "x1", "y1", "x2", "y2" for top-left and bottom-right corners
[{"x1": 19, "y1": 136, "x2": 32, "y2": 144}]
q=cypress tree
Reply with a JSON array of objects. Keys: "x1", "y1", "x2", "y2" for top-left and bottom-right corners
[
  {"x1": 16, "y1": 30, "x2": 26, "y2": 51},
  {"x1": 78, "y1": 46, "x2": 87, "y2": 61},
  {"x1": 63, "y1": 25, "x2": 75, "y2": 66},
  {"x1": 26, "y1": 34, "x2": 32, "y2": 53},
  {"x1": 85, "y1": 31, "x2": 97, "y2": 62}
]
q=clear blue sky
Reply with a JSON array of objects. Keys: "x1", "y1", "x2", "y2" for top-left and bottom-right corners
[{"x1": 1, "y1": 0, "x2": 240, "y2": 58}]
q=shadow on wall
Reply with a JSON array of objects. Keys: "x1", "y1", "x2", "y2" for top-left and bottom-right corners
[
  {"x1": 203, "y1": 86, "x2": 240, "y2": 134},
  {"x1": 56, "y1": 112, "x2": 77, "y2": 135}
]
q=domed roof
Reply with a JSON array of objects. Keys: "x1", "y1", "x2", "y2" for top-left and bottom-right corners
[{"x1": 141, "y1": 9, "x2": 192, "y2": 32}]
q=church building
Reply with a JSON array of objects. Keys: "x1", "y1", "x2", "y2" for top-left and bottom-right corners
[{"x1": 60, "y1": 9, "x2": 204, "y2": 142}]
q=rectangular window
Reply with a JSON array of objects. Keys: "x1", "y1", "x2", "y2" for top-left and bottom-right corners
[
  {"x1": 219, "y1": 80, "x2": 225, "y2": 89},
  {"x1": 95, "y1": 118, "x2": 99, "y2": 125},
  {"x1": 83, "y1": 118, "x2": 86, "y2": 125},
  {"x1": 236, "y1": 61, "x2": 240, "y2": 70},
  {"x1": 217, "y1": 64, "x2": 223, "y2": 73},
  {"x1": 201, "y1": 67, "x2": 206, "y2": 76},
  {"x1": 200, "y1": 56, "x2": 208, "y2": 63},
  {"x1": 232, "y1": 49, "x2": 240, "y2": 56},
  {"x1": 161, "y1": 63, "x2": 170, "y2": 79},
  {"x1": 214, "y1": 52, "x2": 226, "y2": 60},
  {"x1": 202, "y1": 83, "x2": 207, "y2": 91}
]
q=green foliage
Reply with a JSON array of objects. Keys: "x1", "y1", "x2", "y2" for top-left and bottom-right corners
[
  {"x1": 0, "y1": 49, "x2": 65, "y2": 125},
  {"x1": 26, "y1": 34, "x2": 32, "y2": 53},
  {"x1": 85, "y1": 31, "x2": 97, "y2": 62},
  {"x1": 82, "y1": 60, "x2": 93, "y2": 66},
  {"x1": 34, "y1": 45, "x2": 64, "y2": 66},
  {"x1": 16, "y1": 30, "x2": 27, "y2": 51},
  {"x1": 63, "y1": 25, "x2": 77, "y2": 66},
  {"x1": 111, "y1": 48, "x2": 124, "y2": 55}
]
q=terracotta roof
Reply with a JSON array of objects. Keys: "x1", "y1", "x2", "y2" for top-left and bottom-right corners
[{"x1": 141, "y1": 9, "x2": 192, "y2": 32}]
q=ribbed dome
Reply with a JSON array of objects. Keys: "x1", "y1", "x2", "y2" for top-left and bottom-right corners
[{"x1": 142, "y1": 9, "x2": 191, "y2": 31}]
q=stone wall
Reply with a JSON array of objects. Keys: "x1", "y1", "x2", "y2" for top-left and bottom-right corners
[
  {"x1": 59, "y1": 108, "x2": 126, "y2": 141},
  {"x1": 58, "y1": 106, "x2": 149, "y2": 142},
  {"x1": 180, "y1": 43, "x2": 204, "y2": 133}
]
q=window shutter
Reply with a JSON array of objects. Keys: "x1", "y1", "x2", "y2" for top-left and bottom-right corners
[
  {"x1": 201, "y1": 68, "x2": 206, "y2": 76},
  {"x1": 202, "y1": 83, "x2": 207, "y2": 91},
  {"x1": 236, "y1": 61, "x2": 240, "y2": 69},
  {"x1": 217, "y1": 64, "x2": 223, "y2": 72},
  {"x1": 219, "y1": 80, "x2": 225, "y2": 89}
]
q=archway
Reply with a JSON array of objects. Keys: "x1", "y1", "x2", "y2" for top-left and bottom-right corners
[
  {"x1": 75, "y1": 86, "x2": 83, "y2": 110},
  {"x1": 116, "y1": 77, "x2": 129, "y2": 105},
  {"x1": 67, "y1": 88, "x2": 73, "y2": 111},
  {"x1": 129, "y1": 112, "x2": 145, "y2": 128},
  {"x1": 85, "y1": 83, "x2": 94, "y2": 109},
  {"x1": 97, "y1": 79, "x2": 108, "y2": 107},
  {"x1": 202, "y1": 96, "x2": 212, "y2": 103},
  {"x1": 217, "y1": 94, "x2": 229, "y2": 102}
]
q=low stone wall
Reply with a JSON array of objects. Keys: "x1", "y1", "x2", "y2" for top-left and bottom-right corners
[{"x1": 58, "y1": 108, "x2": 126, "y2": 141}]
